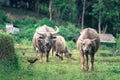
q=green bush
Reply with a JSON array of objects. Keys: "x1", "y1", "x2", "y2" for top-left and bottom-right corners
[
  {"x1": 0, "y1": 10, "x2": 12, "y2": 24},
  {"x1": 21, "y1": 38, "x2": 32, "y2": 45},
  {"x1": 14, "y1": 17, "x2": 37, "y2": 28},
  {"x1": 0, "y1": 24, "x2": 5, "y2": 31},
  {"x1": 35, "y1": 18, "x2": 56, "y2": 28},
  {"x1": 12, "y1": 18, "x2": 56, "y2": 43},
  {"x1": 59, "y1": 23, "x2": 80, "y2": 42},
  {"x1": 12, "y1": 18, "x2": 81, "y2": 44},
  {"x1": 0, "y1": 11, "x2": 7, "y2": 24},
  {"x1": 116, "y1": 34, "x2": 120, "y2": 49},
  {"x1": 12, "y1": 17, "x2": 37, "y2": 42},
  {"x1": 100, "y1": 44, "x2": 108, "y2": 50},
  {"x1": 67, "y1": 41, "x2": 76, "y2": 50},
  {"x1": 11, "y1": 32, "x2": 23, "y2": 43},
  {"x1": 23, "y1": 27, "x2": 36, "y2": 40},
  {"x1": 0, "y1": 33, "x2": 19, "y2": 69}
]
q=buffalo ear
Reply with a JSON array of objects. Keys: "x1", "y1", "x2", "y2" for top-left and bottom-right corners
[{"x1": 79, "y1": 38, "x2": 83, "y2": 42}]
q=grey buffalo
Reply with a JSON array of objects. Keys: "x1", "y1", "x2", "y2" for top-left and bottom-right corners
[
  {"x1": 76, "y1": 28, "x2": 100, "y2": 71},
  {"x1": 52, "y1": 35, "x2": 72, "y2": 60},
  {"x1": 32, "y1": 25, "x2": 59, "y2": 63}
]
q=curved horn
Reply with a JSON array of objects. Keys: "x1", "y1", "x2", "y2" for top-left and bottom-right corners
[
  {"x1": 36, "y1": 27, "x2": 45, "y2": 35},
  {"x1": 37, "y1": 32, "x2": 44, "y2": 35},
  {"x1": 52, "y1": 26, "x2": 59, "y2": 34}
]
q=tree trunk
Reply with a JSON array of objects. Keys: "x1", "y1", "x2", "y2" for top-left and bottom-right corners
[
  {"x1": 77, "y1": 14, "x2": 81, "y2": 26},
  {"x1": 98, "y1": 13, "x2": 101, "y2": 34},
  {"x1": 81, "y1": 0, "x2": 86, "y2": 30},
  {"x1": 102, "y1": 23, "x2": 108, "y2": 34},
  {"x1": 49, "y1": 0, "x2": 52, "y2": 21},
  {"x1": 98, "y1": 0, "x2": 101, "y2": 34},
  {"x1": 55, "y1": 8, "x2": 60, "y2": 24},
  {"x1": 35, "y1": 0, "x2": 39, "y2": 13}
]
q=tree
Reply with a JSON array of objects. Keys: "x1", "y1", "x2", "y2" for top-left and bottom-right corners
[
  {"x1": 91, "y1": 0, "x2": 104, "y2": 33},
  {"x1": 52, "y1": 0, "x2": 77, "y2": 23},
  {"x1": 91, "y1": 0, "x2": 120, "y2": 34},
  {"x1": 81, "y1": 0, "x2": 86, "y2": 29},
  {"x1": 49, "y1": 0, "x2": 52, "y2": 20}
]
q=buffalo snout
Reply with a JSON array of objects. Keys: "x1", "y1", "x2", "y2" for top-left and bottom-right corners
[
  {"x1": 46, "y1": 42, "x2": 50, "y2": 46},
  {"x1": 84, "y1": 49, "x2": 89, "y2": 53}
]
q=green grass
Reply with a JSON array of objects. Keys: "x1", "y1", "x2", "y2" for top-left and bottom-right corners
[{"x1": 0, "y1": 44, "x2": 120, "y2": 80}]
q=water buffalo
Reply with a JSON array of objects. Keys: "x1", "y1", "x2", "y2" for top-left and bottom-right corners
[
  {"x1": 32, "y1": 25, "x2": 59, "y2": 63},
  {"x1": 52, "y1": 35, "x2": 72, "y2": 60},
  {"x1": 76, "y1": 28, "x2": 100, "y2": 71}
]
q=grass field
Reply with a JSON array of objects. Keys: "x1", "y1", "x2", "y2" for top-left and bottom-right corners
[{"x1": 0, "y1": 43, "x2": 120, "y2": 80}]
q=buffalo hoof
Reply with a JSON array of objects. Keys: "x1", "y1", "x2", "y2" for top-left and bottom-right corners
[
  {"x1": 39, "y1": 60, "x2": 43, "y2": 63},
  {"x1": 81, "y1": 67, "x2": 88, "y2": 72},
  {"x1": 81, "y1": 69, "x2": 88, "y2": 72},
  {"x1": 81, "y1": 67, "x2": 85, "y2": 71},
  {"x1": 70, "y1": 57, "x2": 76, "y2": 61},
  {"x1": 90, "y1": 68, "x2": 94, "y2": 71},
  {"x1": 90, "y1": 66, "x2": 94, "y2": 71},
  {"x1": 46, "y1": 60, "x2": 49, "y2": 62}
]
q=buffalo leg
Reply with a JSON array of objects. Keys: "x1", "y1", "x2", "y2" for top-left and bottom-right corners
[
  {"x1": 61, "y1": 53, "x2": 63, "y2": 60},
  {"x1": 55, "y1": 52, "x2": 62, "y2": 60},
  {"x1": 90, "y1": 54, "x2": 94, "y2": 71},
  {"x1": 81, "y1": 54, "x2": 85, "y2": 71},
  {"x1": 52, "y1": 51, "x2": 54, "y2": 56},
  {"x1": 46, "y1": 53, "x2": 49, "y2": 62},
  {"x1": 52, "y1": 48, "x2": 54, "y2": 56},
  {"x1": 39, "y1": 53, "x2": 43, "y2": 63},
  {"x1": 85, "y1": 54, "x2": 89, "y2": 71}
]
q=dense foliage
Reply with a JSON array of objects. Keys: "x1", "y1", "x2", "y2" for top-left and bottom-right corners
[
  {"x1": 116, "y1": 34, "x2": 120, "y2": 49},
  {"x1": 1, "y1": 0, "x2": 120, "y2": 35},
  {"x1": 35, "y1": 18, "x2": 56, "y2": 28},
  {"x1": 59, "y1": 23, "x2": 80, "y2": 42},
  {"x1": 0, "y1": 33, "x2": 19, "y2": 69},
  {"x1": 10, "y1": 17, "x2": 80, "y2": 43}
]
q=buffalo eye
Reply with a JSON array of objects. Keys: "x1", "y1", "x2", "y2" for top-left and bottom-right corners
[
  {"x1": 39, "y1": 36, "x2": 44, "y2": 39},
  {"x1": 51, "y1": 35, "x2": 56, "y2": 39},
  {"x1": 82, "y1": 42, "x2": 85, "y2": 46},
  {"x1": 52, "y1": 36, "x2": 56, "y2": 39}
]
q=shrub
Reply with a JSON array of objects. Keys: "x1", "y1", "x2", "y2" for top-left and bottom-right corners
[
  {"x1": 0, "y1": 10, "x2": 12, "y2": 24},
  {"x1": 0, "y1": 24, "x2": 6, "y2": 31},
  {"x1": 12, "y1": 17, "x2": 37, "y2": 42},
  {"x1": 59, "y1": 23, "x2": 80, "y2": 42},
  {"x1": 14, "y1": 17, "x2": 37, "y2": 28},
  {"x1": 0, "y1": 11, "x2": 8, "y2": 24},
  {"x1": 116, "y1": 34, "x2": 120, "y2": 49},
  {"x1": 100, "y1": 44, "x2": 108, "y2": 50},
  {"x1": 67, "y1": 41, "x2": 76, "y2": 50},
  {"x1": 35, "y1": 18, "x2": 56, "y2": 28},
  {"x1": 21, "y1": 38, "x2": 31, "y2": 45},
  {"x1": 0, "y1": 33, "x2": 19, "y2": 69},
  {"x1": 13, "y1": 18, "x2": 56, "y2": 43},
  {"x1": 23, "y1": 27, "x2": 36, "y2": 40}
]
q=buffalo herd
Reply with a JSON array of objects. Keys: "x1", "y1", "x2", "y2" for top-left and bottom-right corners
[{"x1": 32, "y1": 25, "x2": 100, "y2": 71}]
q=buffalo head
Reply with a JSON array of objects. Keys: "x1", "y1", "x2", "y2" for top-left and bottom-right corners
[
  {"x1": 80, "y1": 38, "x2": 96, "y2": 54},
  {"x1": 36, "y1": 26, "x2": 59, "y2": 53}
]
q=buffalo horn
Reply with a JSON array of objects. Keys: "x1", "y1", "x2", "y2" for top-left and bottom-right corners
[
  {"x1": 52, "y1": 26, "x2": 59, "y2": 34},
  {"x1": 37, "y1": 32, "x2": 44, "y2": 35}
]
